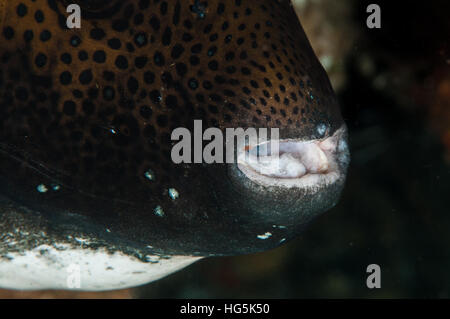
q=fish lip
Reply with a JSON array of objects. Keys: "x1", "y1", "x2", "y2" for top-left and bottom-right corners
[{"x1": 236, "y1": 124, "x2": 350, "y2": 193}]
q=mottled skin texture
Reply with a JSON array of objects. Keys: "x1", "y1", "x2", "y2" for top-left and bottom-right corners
[{"x1": 0, "y1": 0, "x2": 345, "y2": 256}]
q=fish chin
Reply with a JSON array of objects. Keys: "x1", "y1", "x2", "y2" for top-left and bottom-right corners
[{"x1": 237, "y1": 125, "x2": 350, "y2": 194}]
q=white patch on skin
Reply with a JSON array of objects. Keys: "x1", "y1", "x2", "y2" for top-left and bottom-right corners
[
  {"x1": 36, "y1": 184, "x2": 48, "y2": 193},
  {"x1": 257, "y1": 232, "x2": 272, "y2": 240},
  {"x1": 154, "y1": 205, "x2": 165, "y2": 217},
  {"x1": 237, "y1": 125, "x2": 349, "y2": 191},
  {"x1": 0, "y1": 244, "x2": 201, "y2": 291},
  {"x1": 168, "y1": 188, "x2": 179, "y2": 200},
  {"x1": 74, "y1": 237, "x2": 90, "y2": 245}
]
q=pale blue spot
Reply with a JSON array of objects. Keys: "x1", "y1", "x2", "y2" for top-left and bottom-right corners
[
  {"x1": 257, "y1": 232, "x2": 272, "y2": 240},
  {"x1": 154, "y1": 205, "x2": 165, "y2": 217},
  {"x1": 168, "y1": 188, "x2": 179, "y2": 200},
  {"x1": 37, "y1": 184, "x2": 48, "y2": 193}
]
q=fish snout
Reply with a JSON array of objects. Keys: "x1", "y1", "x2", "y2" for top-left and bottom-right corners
[{"x1": 211, "y1": 124, "x2": 350, "y2": 253}]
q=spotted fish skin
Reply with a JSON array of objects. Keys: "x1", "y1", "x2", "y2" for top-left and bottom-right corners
[{"x1": 0, "y1": 0, "x2": 347, "y2": 256}]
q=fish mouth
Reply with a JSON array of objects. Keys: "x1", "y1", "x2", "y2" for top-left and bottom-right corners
[{"x1": 236, "y1": 125, "x2": 350, "y2": 192}]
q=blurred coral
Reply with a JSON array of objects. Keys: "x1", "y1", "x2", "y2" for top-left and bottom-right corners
[{"x1": 292, "y1": 0, "x2": 358, "y2": 92}]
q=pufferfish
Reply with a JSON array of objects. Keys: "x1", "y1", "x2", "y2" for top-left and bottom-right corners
[{"x1": 0, "y1": 0, "x2": 349, "y2": 291}]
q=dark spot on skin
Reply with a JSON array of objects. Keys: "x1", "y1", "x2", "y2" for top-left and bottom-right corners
[
  {"x1": 182, "y1": 33, "x2": 193, "y2": 42},
  {"x1": 34, "y1": 10, "x2": 44, "y2": 23},
  {"x1": 112, "y1": 19, "x2": 129, "y2": 32},
  {"x1": 63, "y1": 100, "x2": 76, "y2": 116},
  {"x1": 127, "y1": 77, "x2": 139, "y2": 94},
  {"x1": 16, "y1": 3, "x2": 28, "y2": 17},
  {"x1": 208, "y1": 60, "x2": 218, "y2": 71},
  {"x1": 93, "y1": 50, "x2": 106, "y2": 63},
  {"x1": 135, "y1": 56, "x2": 148, "y2": 69},
  {"x1": 184, "y1": 20, "x2": 193, "y2": 30},
  {"x1": 149, "y1": 90, "x2": 162, "y2": 104},
  {"x1": 60, "y1": 53, "x2": 72, "y2": 65},
  {"x1": 88, "y1": 87, "x2": 99, "y2": 99},
  {"x1": 190, "y1": 55, "x2": 199, "y2": 66},
  {"x1": 59, "y1": 71, "x2": 72, "y2": 85},
  {"x1": 134, "y1": 13, "x2": 144, "y2": 26},
  {"x1": 103, "y1": 71, "x2": 115, "y2": 82},
  {"x1": 191, "y1": 43, "x2": 202, "y2": 54},
  {"x1": 78, "y1": 50, "x2": 88, "y2": 61},
  {"x1": 210, "y1": 34, "x2": 218, "y2": 42},
  {"x1": 108, "y1": 38, "x2": 122, "y2": 50},
  {"x1": 34, "y1": 53, "x2": 47, "y2": 68},
  {"x1": 115, "y1": 55, "x2": 129, "y2": 69},
  {"x1": 3, "y1": 27, "x2": 14, "y2": 40},
  {"x1": 217, "y1": 2, "x2": 225, "y2": 14},
  {"x1": 73, "y1": 90, "x2": 83, "y2": 99},
  {"x1": 171, "y1": 44, "x2": 185, "y2": 59},
  {"x1": 139, "y1": 105, "x2": 152, "y2": 119},
  {"x1": 176, "y1": 63, "x2": 187, "y2": 76},
  {"x1": 207, "y1": 46, "x2": 217, "y2": 57},
  {"x1": 126, "y1": 43, "x2": 135, "y2": 53},
  {"x1": 162, "y1": 27, "x2": 172, "y2": 46},
  {"x1": 144, "y1": 71, "x2": 155, "y2": 84},
  {"x1": 23, "y1": 30, "x2": 33, "y2": 42},
  {"x1": 173, "y1": 1, "x2": 181, "y2": 25},
  {"x1": 149, "y1": 16, "x2": 160, "y2": 31},
  {"x1": 160, "y1": 2, "x2": 168, "y2": 15},
  {"x1": 79, "y1": 69, "x2": 93, "y2": 85},
  {"x1": 90, "y1": 28, "x2": 106, "y2": 40}
]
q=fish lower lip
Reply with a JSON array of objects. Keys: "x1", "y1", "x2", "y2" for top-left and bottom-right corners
[{"x1": 237, "y1": 125, "x2": 350, "y2": 190}]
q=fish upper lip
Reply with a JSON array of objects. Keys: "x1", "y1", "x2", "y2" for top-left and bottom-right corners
[{"x1": 236, "y1": 125, "x2": 350, "y2": 191}]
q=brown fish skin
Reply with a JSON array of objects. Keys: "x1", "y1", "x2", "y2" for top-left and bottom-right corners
[{"x1": 0, "y1": 0, "x2": 348, "y2": 256}]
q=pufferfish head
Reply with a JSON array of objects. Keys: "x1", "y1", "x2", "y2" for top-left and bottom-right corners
[{"x1": 0, "y1": 0, "x2": 349, "y2": 260}]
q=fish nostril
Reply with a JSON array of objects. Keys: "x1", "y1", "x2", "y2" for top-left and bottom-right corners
[{"x1": 316, "y1": 123, "x2": 329, "y2": 138}]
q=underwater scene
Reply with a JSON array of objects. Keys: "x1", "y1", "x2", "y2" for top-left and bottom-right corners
[{"x1": 0, "y1": 0, "x2": 449, "y2": 299}]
